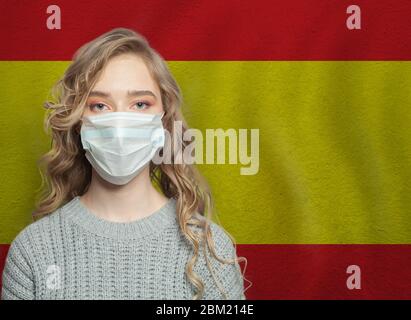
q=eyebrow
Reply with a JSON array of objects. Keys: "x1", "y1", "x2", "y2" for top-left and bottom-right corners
[{"x1": 88, "y1": 90, "x2": 157, "y2": 100}]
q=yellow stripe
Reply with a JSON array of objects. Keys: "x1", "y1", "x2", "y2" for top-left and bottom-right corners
[{"x1": 0, "y1": 61, "x2": 410, "y2": 244}]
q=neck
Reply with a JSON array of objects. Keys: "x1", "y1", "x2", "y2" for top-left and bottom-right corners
[{"x1": 80, "y1": 166, "x2": 169, "y2": 223}]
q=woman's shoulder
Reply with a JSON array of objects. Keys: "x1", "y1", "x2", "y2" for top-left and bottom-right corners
[
  {"x1": 191, "y1": 214, "x2": 236, "y2": 250},
  {"x1": 192, "y1": 218, "x2": 246, "y2": 299},
  {"x1": 8, "y1": 207, "x2": 63, "y2": 257},
  {"x1": 2, "y1": 207, "x2": 64, "y2": 300}
]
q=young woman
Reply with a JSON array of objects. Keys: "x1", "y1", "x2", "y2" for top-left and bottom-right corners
[{"x1": 1, "y1": 28, "x2": 248, "y2": 300}]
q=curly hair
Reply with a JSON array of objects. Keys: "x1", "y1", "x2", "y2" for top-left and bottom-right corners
[{"x1": 33, "y1": 27, "x2": 249, "y2": 299}]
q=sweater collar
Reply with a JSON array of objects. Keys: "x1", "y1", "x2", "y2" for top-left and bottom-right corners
[{"x1": 62, "y1": 195, "x2": 178, "y2": 240}]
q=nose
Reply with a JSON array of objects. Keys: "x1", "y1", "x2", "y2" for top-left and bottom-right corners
[{"x1": 112, "y1": 101, "x2": 131, "y2": 112}]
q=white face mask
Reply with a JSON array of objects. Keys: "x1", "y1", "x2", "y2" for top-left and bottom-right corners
[{"x1": 80, "y1": 111, "x2": 165, "y2": 185}]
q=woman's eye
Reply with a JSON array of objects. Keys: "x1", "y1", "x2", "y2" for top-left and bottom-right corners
[
  {"x1": 89, "y1": 103, "x2": 108, "y2": 111},
  {"x1": 134, "y1": 101, "x2": 150, "y2": 110}
]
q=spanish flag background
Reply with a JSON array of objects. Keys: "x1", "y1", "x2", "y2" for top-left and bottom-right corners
[{"x1": 0, "y1": 0, "x2": 410, "y2": 299}]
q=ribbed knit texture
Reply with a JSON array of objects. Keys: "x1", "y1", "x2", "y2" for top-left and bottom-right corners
[{"x1": 1, "y1": 196, "x2": 246, "y2": 300}]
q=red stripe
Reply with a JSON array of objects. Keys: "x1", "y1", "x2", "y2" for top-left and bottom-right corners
[
  {"x1": 1, "y1": 244, "x2": 410, "y2": 299},
  {"x1": 0, "y1": 245, "x2": 9, "y2": 292},
  {"x1": 1, "y1": 0, "x2": 411, "y2": 60},
  {"x1": 237, "y1": 244, "x2": 411, "y2": 300}
]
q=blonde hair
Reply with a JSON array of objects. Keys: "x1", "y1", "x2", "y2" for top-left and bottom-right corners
[{"x1": 34, "y1": 27, "x2": 249, "y2": 299}]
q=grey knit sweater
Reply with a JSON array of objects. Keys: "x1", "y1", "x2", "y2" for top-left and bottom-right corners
[{"x1": 1, "y1": 196, "x2": 246, "y2": 300}]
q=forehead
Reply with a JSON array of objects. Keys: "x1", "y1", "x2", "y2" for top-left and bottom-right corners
[{"x1": 92, "y1": 54, "x2": 158, "y2": 92}]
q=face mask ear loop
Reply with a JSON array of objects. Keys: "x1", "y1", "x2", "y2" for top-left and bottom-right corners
[{"x1": 160, "y1": 111, "x2": 165, "y2": 120}]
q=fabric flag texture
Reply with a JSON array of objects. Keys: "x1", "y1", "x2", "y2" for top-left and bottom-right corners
[{"x1": 0, "y1": 0, "x2": 410, "y2": 299}]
